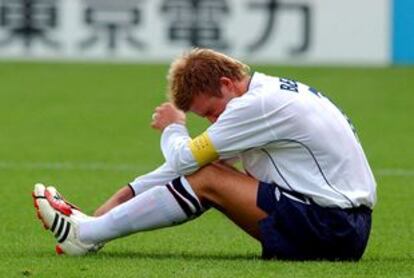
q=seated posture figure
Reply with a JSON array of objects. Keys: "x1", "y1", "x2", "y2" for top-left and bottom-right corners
[{"x1": 33, "y1": 48, "x2": 376, "y2": 260}]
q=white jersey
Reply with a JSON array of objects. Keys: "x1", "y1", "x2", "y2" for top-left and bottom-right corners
[{"x1": 131, "y1": 72, "x2": 376, "y2": 209}]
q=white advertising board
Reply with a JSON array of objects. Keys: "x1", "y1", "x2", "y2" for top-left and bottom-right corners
[{"x1": 0, "y1": 0, "x2": 390, "y2": 64}]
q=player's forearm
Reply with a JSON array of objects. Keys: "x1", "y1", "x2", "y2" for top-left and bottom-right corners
[
  {"x1": 129, "y1": 162, "x2": 180, "y2": 195},
  {"x1": 93, "y1": 185, "x2": 134, "y2": 217},
  {"x1": 161, "y1": 123, "x2": 200, "y2": 175}
]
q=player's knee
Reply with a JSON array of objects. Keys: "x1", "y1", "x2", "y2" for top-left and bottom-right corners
[{"x1": 185, "y1": 164, "x2": 224, "y2": 198}]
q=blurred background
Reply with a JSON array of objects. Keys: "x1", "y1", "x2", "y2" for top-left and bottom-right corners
[
  {"x1": 0, "y1": 0, "x2": 412, "y2": 65},
  {"x1": 0, "y1": 0, "x2": 413, "y2": 277}
]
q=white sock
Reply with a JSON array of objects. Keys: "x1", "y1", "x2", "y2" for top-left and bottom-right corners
[{"x1": 79, "y1": 177, "x2": 204, "y2": 244}]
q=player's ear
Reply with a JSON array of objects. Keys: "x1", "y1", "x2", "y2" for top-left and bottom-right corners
[{"x1": 219, "y1": 77, "x2": 233, "y2": 90}]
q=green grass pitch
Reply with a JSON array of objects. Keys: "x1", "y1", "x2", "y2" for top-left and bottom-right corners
[{"x1": 0, "y1": 62, "x2": 413, "y2": 277}]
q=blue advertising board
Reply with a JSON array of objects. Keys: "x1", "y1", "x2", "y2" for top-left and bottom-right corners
[{"x1": 393, "y1": 0, "x2": 414, "y2": 64}]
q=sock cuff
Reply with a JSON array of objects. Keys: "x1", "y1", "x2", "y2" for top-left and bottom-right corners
[
  {"x1": 166, "y1": 177, "x2": 205, "y2": 217},
  {"x1": 179, "y1": 176, "x2": 205, "y2": 213},
  {"x1": 180, "y1": 177, "x2": 201, "y2": 204}
]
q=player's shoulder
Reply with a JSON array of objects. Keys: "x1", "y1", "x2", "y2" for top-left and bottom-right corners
[
  {"x1": 221, "y1": 72, "x2": 309, "y2": 118},
  {"x1": 252, "y1": 72, "x2": 318, "y2": 103},
  {"x1": 246, "y1": 72, "x2": 299, "y2": 98},
  {"x1": 231, "y1": 72, "x2": 275, "y2": 103},
  {"x1": 223, "y1": 73, "x2": 282, "y2": 114},
  {"x1": 248, "y1": 72, "x2": 279, "y2": 92}
]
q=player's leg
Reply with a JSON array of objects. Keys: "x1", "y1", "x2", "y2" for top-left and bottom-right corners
[
  {"x1": 90, "y1": 161, "x2": 256, "y2": 221},
  {"x1": 78, "y1": 162, "x2": 266, "y2": 242},
  {"x1": 79, "y1": 163, "x2": 266, "y2": 244},
  {"x1": 78, "y1": 178, "x2": 205, "y2": 245},
  {"x1": 34, "y1": 177, "x2": 207, "y2": 254},
  {"x1": 93, "y1": 185, "x2": 134, "y2": 216},
  {"x1": 186, "y1": 163, "x2": 267, "y2": 240},
  {"x1": 34, "y1": 163, "x2": 266, "y2": 254}
]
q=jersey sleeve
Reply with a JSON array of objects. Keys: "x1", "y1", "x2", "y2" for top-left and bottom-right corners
[
  {"x1": 160, "y1": 123, "x2": 201, "y2": 175},
  {"x1": 160, "y1": 91, "x2": 276, "y2": 175},
  {"x1": 205, "y1": 94, "x2": 275, "y2": 159},
  {"x1": 129, "y1": 162, "x2": 179, "y2": 195}
]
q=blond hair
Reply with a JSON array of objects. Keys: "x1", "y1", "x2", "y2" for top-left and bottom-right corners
[{"x1": 167, "y1": 48, "x2": 250, "y2": 111}]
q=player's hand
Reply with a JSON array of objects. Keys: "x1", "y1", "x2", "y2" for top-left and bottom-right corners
[{"x1": 151, "y1": 102, "x2": 186, "y2": 131}]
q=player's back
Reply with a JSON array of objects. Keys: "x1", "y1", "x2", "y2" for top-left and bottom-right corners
[{"x1": 238, "y1": 73, "x2": 376, "y2": 208}]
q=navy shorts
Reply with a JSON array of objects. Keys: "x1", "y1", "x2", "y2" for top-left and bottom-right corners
[{"x1": 257, "y1": 182, "x2": 372, "y2": 261}]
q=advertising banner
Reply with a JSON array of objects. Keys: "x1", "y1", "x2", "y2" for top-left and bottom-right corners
[{"x1": 0, "y1": 0, "x2": 392, "y2": 64}]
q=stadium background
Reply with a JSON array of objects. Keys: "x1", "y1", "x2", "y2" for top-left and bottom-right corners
[{"x1": 0, "y1": 0, "x2": 413, "y2": 277}]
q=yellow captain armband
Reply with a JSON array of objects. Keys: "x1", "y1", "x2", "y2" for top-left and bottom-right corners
[{"x1": 188, "y1": 132, "x2": 219, "y2": 166}]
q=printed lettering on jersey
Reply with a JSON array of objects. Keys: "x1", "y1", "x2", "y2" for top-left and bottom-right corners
[
  {"x1": 279, "y1": 78, "x2": 298, "y2": 92},
  {"x1": 189, "y1": 132, "x2": 219, "y2": 166},
  {"x1": 278, "y1": 77, "x2": 359, "y2": 140}
]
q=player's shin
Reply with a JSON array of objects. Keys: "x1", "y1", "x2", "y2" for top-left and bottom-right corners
[{"x1": 78, "y1": 177, "x2": 206, "y2": 244}]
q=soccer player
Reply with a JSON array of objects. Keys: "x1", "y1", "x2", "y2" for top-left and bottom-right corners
[{"x1": 33, "y1": 48, "x2": 376, "y2": 260}]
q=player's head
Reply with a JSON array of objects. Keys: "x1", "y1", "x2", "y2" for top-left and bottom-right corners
[{"x1": 167, "y1": 48, "x2": 250, "y2": 121}]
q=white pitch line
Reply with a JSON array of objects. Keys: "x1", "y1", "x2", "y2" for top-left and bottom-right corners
[
  {"x1": 0, "y1": 161, "x2": 151, "y2": 172},
  {"x1": 0, "y1": 161, "x2": 413, "y2": 177},
  {"x1": 374, "y1": 169, "x2": 414, "y2": 177}
]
